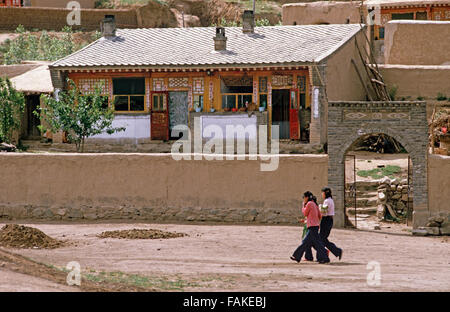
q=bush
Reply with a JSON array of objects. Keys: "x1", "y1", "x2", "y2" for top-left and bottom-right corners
[
  {"x1": 436, "y1": 93, "x2": 447, "y2": 101},
  {"x1": 0, "y1": 78, "x2": 25, "y2": 144},
  {"x1": 3, "y1": 25, "x2": 79, "y2": 65},
  {"x1": 36, "y1": 79, "x2": 125, "y2": 152}
]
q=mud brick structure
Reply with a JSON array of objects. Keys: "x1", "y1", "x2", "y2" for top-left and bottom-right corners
[{"x1": 327, "y1": 101, "x2": 428, "y2": 228}]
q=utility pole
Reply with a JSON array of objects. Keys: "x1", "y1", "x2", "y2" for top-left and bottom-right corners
[{"x1": 253, "y1": 0, "x2": 256, "y2": 13}]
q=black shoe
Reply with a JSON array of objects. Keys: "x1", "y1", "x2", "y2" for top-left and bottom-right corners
[
  {"x1": 318, "y1": 259, "x2": 330, "y2": 264},
  {"x1": 339, "y1": 249, "x2": 343, "y2": 261},
  {"x1": 290, "y1": 256, "x2": 300, "y2": 263}
]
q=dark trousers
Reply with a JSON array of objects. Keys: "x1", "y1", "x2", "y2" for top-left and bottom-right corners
[
  {"x1": 305, "y1": 216, "x2": 342, "y2": 260},
  {"x1": 292, "y1": 226, "x2": 329, "y2": 262}
]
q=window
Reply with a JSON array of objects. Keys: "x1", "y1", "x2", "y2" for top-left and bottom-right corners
[
  {"x1": 112, "y1": 78, "x2": 146, "y2": 112},
  {"x1": 259, "y1": 94, "x2": 267, "y2": 109},
  {"x1": 152, "y1": 93, "x2": 167, "y2": 111},
  {"x1": 194, "y1": 95, "x2": 203, "y2": 111},
  {"x1": 391, "y1": 13, "x2": 414, "y2": 20},
  {"x1": 379, "y1": 27, "x2": 385, "y2": 39},
  {"x1": 415, "y1": 12, "x2": 427, "y2": 20},
  {"x1": 220, "y1": 75, "x2": 253, "y2": 110}
]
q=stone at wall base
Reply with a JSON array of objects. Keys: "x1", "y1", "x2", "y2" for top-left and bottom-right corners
[
  {"x1": 412, "y1": 228, "x2": 428, "y2": 236},
  {"x1": 418, "y1": 226, "x2": 441, "y2": 236},
  {"x1": 440, "y1": 223, "x2": 450, "y2": 235}
]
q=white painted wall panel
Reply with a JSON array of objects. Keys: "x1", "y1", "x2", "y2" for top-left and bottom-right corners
[
  {"x1": 200, "y1": 115, "x2": 257, "y2": 140},
  {"x1": 91, "y1": 114, "x2": 150, "y2": 139}
]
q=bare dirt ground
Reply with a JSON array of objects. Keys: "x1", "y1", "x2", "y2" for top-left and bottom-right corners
[{"x1": 0, "y1": 222, "x2": 448, "y2": 292}]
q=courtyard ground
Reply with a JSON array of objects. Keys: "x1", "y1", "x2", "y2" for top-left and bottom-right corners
[{"x1": 0, "y1": 222, "x2": 448, "y2": 292}]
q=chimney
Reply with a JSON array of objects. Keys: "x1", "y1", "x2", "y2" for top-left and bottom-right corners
[
  {"x1": 101, "y1": 15, "x2": 116, "y2": 38},
  {"x1": 242, "y1": 10, "x2": 255, "y2": 33},
  {"x1": 213, "y1": 27, "x2": 227, "y2": 51}
]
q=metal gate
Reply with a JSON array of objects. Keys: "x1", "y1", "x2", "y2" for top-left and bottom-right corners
[
  {"x1": 344, "y1": 154, "x2": 357, "y2": 228},
  {"x1": 406, "y1": 156, "x2": 413, "y2": 226}
]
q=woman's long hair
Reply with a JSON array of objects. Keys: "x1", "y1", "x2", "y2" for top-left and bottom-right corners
[
  {"x1": 303, "y1": 191, "x2": 318, "y2": 205},
  {"x1": 322, "y1": 187, "x2": 332, "y2": 199}
]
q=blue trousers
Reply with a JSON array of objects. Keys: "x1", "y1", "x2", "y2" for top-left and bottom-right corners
[
  {"x1": 292, "y1": 226, "x2": 329, "y2": 262},
  {"x1": 305, "y1": 216, "x2": 342, "y2": 260}
]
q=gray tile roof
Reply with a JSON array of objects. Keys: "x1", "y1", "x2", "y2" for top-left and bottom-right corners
[{"x1": 51, "y1": 24, "x2": 363, "y2": 69}]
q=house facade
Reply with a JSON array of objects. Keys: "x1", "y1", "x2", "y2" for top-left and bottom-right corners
[{"x1": 49, "y1": 13, "x2": 367, "y2": 146}]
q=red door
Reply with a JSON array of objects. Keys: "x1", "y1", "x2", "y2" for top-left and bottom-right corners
[
  {"x1": 289, "y1": 89, "x2": 300, "y2": 140},
  {"x1": 151, "y1": 91, "x2": 169, "y2": 140}
]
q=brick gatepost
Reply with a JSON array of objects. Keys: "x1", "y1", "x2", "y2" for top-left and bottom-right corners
[{"x1": 327, "y1": 101, "x2": 428, "y2": 228}]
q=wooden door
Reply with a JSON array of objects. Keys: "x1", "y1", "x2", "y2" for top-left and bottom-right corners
[
  {"x1": 151, "y1": 91, "x2": 169, "y2": 140},
  {"x1": 289, "y1": 89, "x2": 300, "y2": 140}
]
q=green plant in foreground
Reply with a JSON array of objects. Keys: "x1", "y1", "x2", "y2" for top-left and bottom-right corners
[
  {"x1": 36, "y1": 79, "x2": 125, "y2": 152},
  {"x1": 436, "y1": 93, "x2": 447, "y2": 101},
  {"x1": 0, "y1": 77, "x2": 25, "y2": 144}
]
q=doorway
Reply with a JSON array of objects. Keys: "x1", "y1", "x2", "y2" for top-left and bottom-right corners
[
  {"x1": 25, "y1": 95, "x2": 41, "y2": 139},
  {"x1": 272, "y1": 89, "x2": 290, "y2": 139},
  {"x1": 344, "y1": 134, "x2": 413, "y2": 231},
  {"x1": 168, "y1": 91, "x2": 188, "y2": 139}
]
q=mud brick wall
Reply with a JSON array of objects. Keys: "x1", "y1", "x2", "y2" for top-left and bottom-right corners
[
  {"x1": 327, "y1": 101, "x2": 429, "y2": 228},
  {"x1": 0, "y1": 7, "x2": 138, "y2": 31},
  {"x1": 0, "y1": 153, "x2": 328, "y2": 225}
]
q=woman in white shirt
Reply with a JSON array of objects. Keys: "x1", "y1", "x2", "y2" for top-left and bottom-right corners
[{"x1": 304, "y1": 187, "x2": 343, "y2": 261}]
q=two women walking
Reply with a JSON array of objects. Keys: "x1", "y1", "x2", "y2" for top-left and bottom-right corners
[{"x1": 290, "y1": 188, "x2": 343, "y2": 264}]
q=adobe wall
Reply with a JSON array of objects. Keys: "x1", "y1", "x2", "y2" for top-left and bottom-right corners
[
  {"x1": 384, "y1": 21, "x2": 450, "y2": 65},
  {"x1": 0, "y1": 7, "x2": 138, "y2": 31},
  {"x1": 428, "y1": 154, "x2": 450, "y2": 216},
  {"x1": 0, "y1": 154, "x2": 328, "y2": 224},
  {"x1": 282, "y1": 1, "x2": 361, "y2": 26},
  {"x1": 30, "y1": 0, "x2": 96, "y2": 8},
  {"x1": 0, "y1": 3, "x2": 178, "y2": 31},
  {"x1": 379, "y1": 65, "x2": 450, "y2": 100}
]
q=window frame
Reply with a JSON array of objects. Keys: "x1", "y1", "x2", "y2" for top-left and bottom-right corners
[{"x1": 112, "y1": 77, "x2": 147, "y2": 114}]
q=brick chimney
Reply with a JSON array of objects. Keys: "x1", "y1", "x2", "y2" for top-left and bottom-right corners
[
  {"x1": 213, "y1": 27, "x2": 227, "y2": 51},
  {"x1": 242, "y1": 10, "x2": 255, "y2": 33},
  {"x1": 101, "y1": 15, "x2": 116, "y2": 38}
]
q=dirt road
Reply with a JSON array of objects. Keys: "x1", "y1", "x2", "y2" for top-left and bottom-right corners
[{"x1": 0, "y1": 222, "x2": 448, "y2": 292}]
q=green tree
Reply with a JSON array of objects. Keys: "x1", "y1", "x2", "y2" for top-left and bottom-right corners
[
  {"x1": 36, "y1": 79, "x2": 125, "y2": 152},
  {"x1": 0, "y1": 77, "x2": 25, "y2": 144}
]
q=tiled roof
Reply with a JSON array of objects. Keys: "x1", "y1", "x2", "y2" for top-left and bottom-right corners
[{"x1": 50, "y1": 24, "x2": 363, "y2": 69}]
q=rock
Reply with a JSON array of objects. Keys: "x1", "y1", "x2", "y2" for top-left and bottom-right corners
[
  {"x1": 440, "y1": 223, "x2": 450, "y2": 235},
  {"x1": 380, "y1": 177, "x2": 391, "y2": 185},
  {"x1": 373, "y1": 224, "x2": 381, "y2": 230},
  {"x1": 426, "y1": 221, "x2": 440, "y2": 227},
  {"x1": 422, "y1": 226, "x2": 440, "y2": 236},
  {"x1": 400, "y1": 178, "x2": 408, "y2": 185},
  {"x1": 32, "y1": 208, "x2": 44, "y2": 218},
  {"x1": 56, "y1": 208, "x2": 67, "y2": 216},
  {"x1": 376, "y1": 204, "x2": 385, "y2": 220},
  {"x1": 401, "y1": 193, "x2": 408, "y2": 201},
  {"x1": 390, "y1": 185, "x2": 397, "y2": 191},
  {"x1": 0, "y1": 142, "x2": 16, "y2": 152},
  {"x1": 44, "y1": 209, "x2": 54, "y2": 218},
  {"x1": 396, "y1": 201, "x2": 406, "y2": 211},
  {"x1": 68, "y1": 209, "x2": 82, "y2": 219},
  {"x1": 412, "y1": 228, "x2": 428, "y2": 236},
  {"x1": 84, "y1": 213, "x2": 98, "y2": 220},
  {"x1": 391, "y1": 193, "x2": 401, "y2": 200}
]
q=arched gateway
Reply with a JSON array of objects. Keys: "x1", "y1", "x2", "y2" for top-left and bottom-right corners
[{"x1": 327, "y1": 101, "x2": 428, "y2": 228}]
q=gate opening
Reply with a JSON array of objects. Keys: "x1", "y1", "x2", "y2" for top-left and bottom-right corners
[{"x1": 344, "y1": 133, "x2": 413, "y2": 231}]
